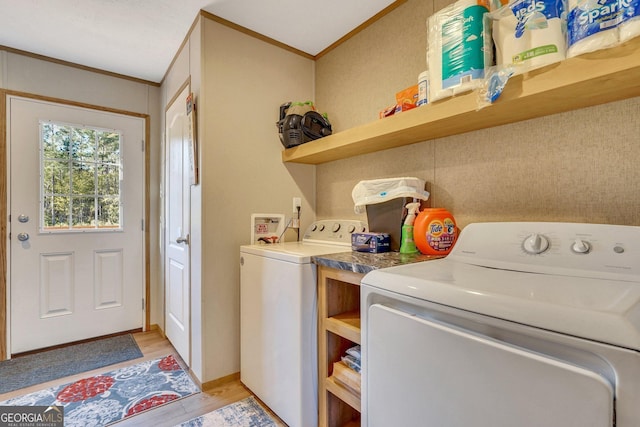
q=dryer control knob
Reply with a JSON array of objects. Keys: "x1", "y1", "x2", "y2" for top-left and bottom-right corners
[
  {"x1": 348, "y1": 225, "x2": 356, "y2": 233},
  {"x1": 571, "y1": 239, "x2": 591, "y2": 254},
  {"x1": 332, "y1": 223, "x2": 341, "y2": 232},
  {"x1": 523, "y1": 233, "x2": 550, "y2": 254}
]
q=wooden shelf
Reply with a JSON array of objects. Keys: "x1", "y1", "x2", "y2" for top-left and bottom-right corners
[
  {"x1": 326, "y1": 377, "x2": 361, "y2": 412},
  {"x1": 282, "y1": 37, "x2": 640, "y2": 165},
  {"x1": 318, "y1": 266, "x2": 364, "y2": 427},
  {"x1": 326, "y1": 311, "x2": 361, "y2": 345}
]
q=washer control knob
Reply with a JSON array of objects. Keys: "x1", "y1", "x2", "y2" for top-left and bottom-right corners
[
  {"x1": 318, "y1": 224, "x2": 325, "y2": 231},
  {"x1": 332, "y1": 223, "x2": 341, "y2": 232},
  {"x1": 311, "y1": 224, "x2": 318, "y2": 232},
  {"x1": 523, "y1": 233, "x2": 550, "y2": 254},
  {"x1": 348, "y1": 225, "x2": 356, "y2": 233},
  {"x1": 571, "y1": 239, "x2": 591, "y2": 254}
]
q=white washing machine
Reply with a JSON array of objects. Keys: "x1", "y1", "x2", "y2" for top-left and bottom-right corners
[
  {"x1": 240, "y1": 219, "x2": 367, "y2": 427},
  {"x1": 361, "y1": 222, "x2": 640, "y2": 427}
]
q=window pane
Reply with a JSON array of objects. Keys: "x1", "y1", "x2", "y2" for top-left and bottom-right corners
[
  {"x1": 71, "y1": 197, "x2": 95, "y2": 228},
  {"x1": 43, "y1": 160, "x2": 70, "y2": 195},
  {"x1": 97, "y1": 131, "x2": 120, "y2": 164},
  {"x1": 71, "y1": 162, "x2": 95, "y2": 195},
  {"x1": 98, "y1": 197, "x2": 120, "y2": 227},
  {"x1": 97, "y1": 164, "x2": 120, "y2": 196},
  {"x1": 44, "y1": 124, "x2": 71, "y2": 160},
  {"x1": 41, "y1": 123, "x2": 55, "y2": 158},
  {"x1": 43, "y1": 196, "x2": 69, "y2": 229},
  {"x1": 73, "y1": 127, "x2": 96, "y2": 162},
  {"x1": 40, "y1": 121, "x2": 123, "y2": 232}
]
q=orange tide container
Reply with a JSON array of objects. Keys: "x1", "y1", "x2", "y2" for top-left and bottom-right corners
[{"x1": 414, "y1": 208, "x2": 457, "y2": 255}]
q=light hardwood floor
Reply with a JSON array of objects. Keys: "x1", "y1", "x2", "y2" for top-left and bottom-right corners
[{"x1": 0, "y1": 330, "x2": 287, "y2": 426}]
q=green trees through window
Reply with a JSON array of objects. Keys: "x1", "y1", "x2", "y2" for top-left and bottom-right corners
[{"x1": 40, "y1": 121, "x2": 122, "y2": 230}]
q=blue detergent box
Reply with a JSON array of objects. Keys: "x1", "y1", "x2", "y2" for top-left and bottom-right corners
[{"x1": 351, "y1": 232, "x2": 391, "y2": 253}]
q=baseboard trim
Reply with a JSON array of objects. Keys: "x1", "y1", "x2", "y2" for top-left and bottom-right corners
[
  {"x1": 201, "y1": 372, "x2": 241, "y2": 392},
  {"x1": 148, "y1": 324, "x2": 165, "y2": 338}
]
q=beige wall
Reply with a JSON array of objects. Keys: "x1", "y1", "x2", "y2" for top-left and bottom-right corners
[
  {"x1": 315, "y1": 0, "x2": 640, "y2": 228},
  {"x1": 200, "y1": 17, "x2": 315, "y2": 382},
  {"x1": 160, "y1": 16, "x2": 316, "y2": 383},
  {"x1": 0, "y1": 52, "x2": 163, "y2": 326}
]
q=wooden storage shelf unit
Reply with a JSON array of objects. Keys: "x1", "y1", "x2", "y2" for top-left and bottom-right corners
[
  {"x1": 282, "y1": 37, "x2": 640, "y2": 165},
  {"x1": 325, "y1": 311, "x2": 361, "y2": 344},
  {"x1": 318, "y1": 266, "x2": 365, "y2": 427}
]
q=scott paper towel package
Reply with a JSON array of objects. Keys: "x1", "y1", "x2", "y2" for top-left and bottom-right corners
[
  {"x1": 427, "y1": 0, "x2": 493, "y2": 101},
  {"x1": 567, "y1": 0, "x2": 640, "y2": 58},
  {"x1": 490, "y1": 0, "x2": 567, "y2": 73}
]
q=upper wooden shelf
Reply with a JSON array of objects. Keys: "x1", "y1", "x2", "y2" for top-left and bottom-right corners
[{"x1": 282, "y1": 37, "x2": 640, "y2": 165}]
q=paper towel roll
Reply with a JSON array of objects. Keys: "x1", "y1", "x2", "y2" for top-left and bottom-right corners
[
  {"x1": 620, "y1": 19, "x2": 640, "y2": 42},
  {"x1": 619, "y1": 1, "x2": 640, "y2": 43},
  {"x1": 491, "y1": 0, "x2": 566, "y2": 73},
  {"x1": 494, "y1": 11, "x2": 529, "y2": 65},
  {"x1": 567, "y1": 0, "x2": 625, "y2": 58},
  {"x1": 527, "y1": 18, "x2": 566, "y2": 69},
  {"x1": 428, "y1": 0, "x2": 491, "y2": 101}
]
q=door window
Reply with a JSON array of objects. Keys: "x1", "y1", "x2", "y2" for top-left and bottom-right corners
[{"x1": 40, "y1": 121, "x2": 122, "y2": 232}]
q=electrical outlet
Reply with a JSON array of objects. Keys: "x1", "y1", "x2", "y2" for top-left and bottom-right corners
[{"x1": 293, "y1": 197, "x2": 301, "y2": 212}]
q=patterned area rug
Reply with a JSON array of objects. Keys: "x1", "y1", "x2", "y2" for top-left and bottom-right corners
[
  {"x1": 177, "y1": 397, "x2": 276, "y2": 427},
  {"x1": 0, "y1": 355, "x2": 199, "y2": 426}
]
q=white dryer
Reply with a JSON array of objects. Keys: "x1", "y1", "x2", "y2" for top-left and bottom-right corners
[
  {"x1": 240, "y1": 219, "x2": 366, "y2": 427},
  {"x1": 361, "y1": 222, "x2": 640, "y2": 427}
]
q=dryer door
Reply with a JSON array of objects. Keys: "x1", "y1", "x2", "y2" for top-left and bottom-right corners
[{"x1": 366, "y1": 303, "x2": 614, "y2": 427}]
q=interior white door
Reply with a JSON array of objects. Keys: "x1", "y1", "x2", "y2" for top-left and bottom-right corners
[
  {"x1": 164, "y1": 86, "x2": 191, "y2": 364},
  {"x1": 9, "y1": 96, "x2": 145, "y2": 354},
  {"x1": 366, "y1": 303, "x2": 614, "y2": 427}
]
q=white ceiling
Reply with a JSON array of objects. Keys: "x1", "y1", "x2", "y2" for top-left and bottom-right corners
[{"x1": 0, "y1": 0, "x2": 398, "y2": 83}]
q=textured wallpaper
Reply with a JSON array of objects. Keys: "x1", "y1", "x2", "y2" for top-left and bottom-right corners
[{"x1": 315, "y1": 0, "x2": 640, "y2": 228}]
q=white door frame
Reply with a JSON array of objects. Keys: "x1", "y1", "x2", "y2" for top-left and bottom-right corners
[
  {"x1": 1, "y1": 89, "x2": 151, "y2": 359},
  {"x1": 163, "y1": 81, "x2": 192, "y2": 365}
]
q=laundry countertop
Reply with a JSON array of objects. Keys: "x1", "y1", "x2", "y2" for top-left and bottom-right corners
[{"x1": 312, "y1": 251, "x2": 443, "y2": 274}]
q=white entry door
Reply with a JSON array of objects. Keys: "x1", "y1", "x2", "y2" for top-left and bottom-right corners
[
  {"x1": 164, "y1": 86, "x2": 191, "y2": 364},
  {"x1": 9, "y1": 96, "x2": 145, "y2": 354}
]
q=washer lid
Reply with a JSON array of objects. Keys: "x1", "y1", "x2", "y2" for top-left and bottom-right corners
[
  {"x1": 363, "y1": 258, "x2": 640, "y2": 351},
  {"x1": 240, "y1": 241, "x2": 351, "y2": 263}
]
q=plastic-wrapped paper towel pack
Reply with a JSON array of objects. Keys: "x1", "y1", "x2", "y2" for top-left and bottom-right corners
[
  {"x1": 427, "y1": 0, "x2": 493, "y2": 101},
  {"x1": 425, "y1": 0, "x2": 639, "y2": 108},
  {"x1": 567, "y1": 0, "x2": 640, "y2": 57},
  {"x1": 489, "y1": 0, "x2": 567, "y2": 73}
]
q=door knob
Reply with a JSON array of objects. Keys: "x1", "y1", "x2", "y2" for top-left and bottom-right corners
[
  {"x1": 17, "y1": 232, "x2": 29, "y2": 241},
  {"x1": 18, "y1": 214, "x2": 29, "y2": 223},
  {"x1": 176, "y1": 235, "x2": 190, "y2": 245}
]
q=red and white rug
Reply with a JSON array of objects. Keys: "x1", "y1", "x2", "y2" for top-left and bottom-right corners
[{"x1": 0, "y1": 354, "x2": 199, "y2": 426}]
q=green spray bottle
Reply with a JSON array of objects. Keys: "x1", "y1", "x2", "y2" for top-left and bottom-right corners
[{"x1": 399, "y1": 202, "x2": 420, "y2": 254}]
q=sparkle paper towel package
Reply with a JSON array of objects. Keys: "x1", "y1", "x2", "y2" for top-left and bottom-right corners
[
  {"x1": 620, "y1": 0, "x2": 640, "y2": 42},
  {"x1": 567, "y1": 0, "x2": 640, "y2": 58},
  {"x1": 427, "y1": 0, "x2": 493, "y2": 101},
  {"x1": 490, "y1": 0, "x2": 567, "y2": 73}
]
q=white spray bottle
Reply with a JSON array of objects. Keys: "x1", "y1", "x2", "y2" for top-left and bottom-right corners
[{"x1": 399, "y1": 202, "x2": 420, "y2": 254}]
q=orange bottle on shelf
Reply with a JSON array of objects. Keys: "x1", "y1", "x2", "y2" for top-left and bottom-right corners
[{"x1": 413, "y1": 208, "x2": 457, "y2": 255}]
